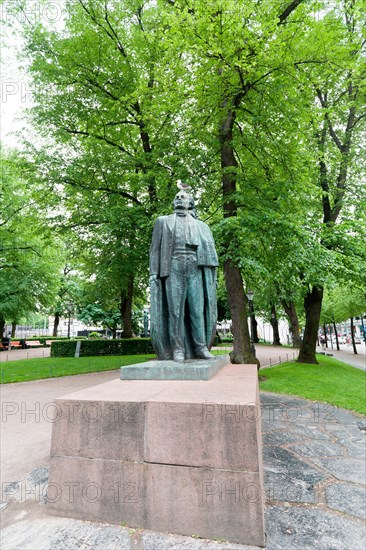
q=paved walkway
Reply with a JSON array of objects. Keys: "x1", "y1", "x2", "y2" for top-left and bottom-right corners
[
  {"x1": 1, "y1": 362, "x2": 365, "y2": 549},
  {"x1": 1, "y1": 342, "x2": 364, "y2": 370},
  {"x1": 0, "y1": 348, "x2": 51, "y2": 362},
  {"x1": 214, "y1": 345, "x2": 299, "y2": 368},
  {"x1": 316, "y1": 342, "x2": 366, "y2": 371}
]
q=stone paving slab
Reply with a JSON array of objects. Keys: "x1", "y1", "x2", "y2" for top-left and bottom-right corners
[
  {"x1": 0, "y1": 518, "x2": 259, "y2": 550},
  {"x1": 310, "y1": 457, "x2": 366, "y2": 485},
  {"x1": 325, "y1": 483, "x2": 366, "y2": 518},
  {"x1": 265, "y1": 506, "x2": 365, "y2": 550}
]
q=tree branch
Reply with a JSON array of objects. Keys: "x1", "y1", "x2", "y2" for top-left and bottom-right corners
[
  {"x1": 62, "y1": 177, "x2": 143, "y2": 206},
  {"x1": 78, "y1": 0, "x2": 128, "y2": 58},
  {"x1": 351, "y1": 113, "x2": 366, "y2": 128},
  {"x1": 278, "y1": 0, "x2": 304, "y2": 25},
  {"x1": 63, "y1": 127, "x2": 134, "y2": 157},
  {"x1": 0, "y1": 246, "x2": 42, "y2": 256},
  {"x1": 316, "y1": 89, "x2": 344, "y2": 152},
  {"x1": 0, "y1": 206, "x2": 25, "y2": 226}
]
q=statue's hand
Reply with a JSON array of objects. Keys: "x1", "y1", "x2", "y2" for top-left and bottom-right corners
[{"x1": 149, "y1": 274, "x2": 158, "y2": 284}]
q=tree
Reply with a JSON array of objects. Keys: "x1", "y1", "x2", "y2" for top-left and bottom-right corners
[
  {"x1": 19, "y1": 0, "x2": 215, "y2": 335},
  {"x1": 15, "y1": 0, "x2": 366, "y2": 366},
  {"x1": 0, "y1": 149, "x2": 62, "y2": 335},
  {"x1": 163, "y1": 0, "x2": 311, "y2": 363},
  {"x1": 296, "y1": 1, "x2": 366, "y2": 362},
  {"x1": 322, "y1": 285, "x2": 366, "y2": 354},
  {"x1": 77, "y1": 303, "x2": 122, "y2": 338}
]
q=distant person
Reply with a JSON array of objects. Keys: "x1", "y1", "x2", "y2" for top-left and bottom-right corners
[
  {"x1": 320, "y1": 335, "x2": 326, "y2": 350},
  {"x1": 19, "y1": 339, "x2": 28, "y2": 349},
  {"x1": 1, "y1": 336, "x2": 10, "y2": 350}
]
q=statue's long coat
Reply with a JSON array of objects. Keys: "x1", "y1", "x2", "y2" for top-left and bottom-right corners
[{"x1": 149, "y1": 213, "x2": 219, "y2": 360}]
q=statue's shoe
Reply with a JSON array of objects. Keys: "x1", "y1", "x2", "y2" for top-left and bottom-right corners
[
  {"x1": 196, "y1": 349, "x2": 214, "y2": 360},
  {"x1": 173, "y1": 351, "x2": 185, "y2": 362}
]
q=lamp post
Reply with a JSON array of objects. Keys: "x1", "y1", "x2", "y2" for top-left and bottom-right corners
[
  {"x1": 246, "y1": 290, "x2": 256, "y2": 357},
  {"x1": 66, "y1": 302, "x2": 73, "y2": 339}
]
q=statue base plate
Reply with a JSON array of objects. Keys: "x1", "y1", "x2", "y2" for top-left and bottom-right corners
[{"x1": 120, "y1": 355, "x2": 229, "y2": 380}]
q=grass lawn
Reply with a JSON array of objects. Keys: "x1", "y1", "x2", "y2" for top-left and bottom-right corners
[
  {"x1": 259, "y1": 354, "x2": 366, "y2": 415},
  {"x1": 0, "y1": 355, "x2": 155, "y2": 384}
]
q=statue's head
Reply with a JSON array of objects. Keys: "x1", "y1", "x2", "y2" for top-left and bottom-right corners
[{"x1": 173, "y1": 190, "x2": 192, "y2": 211}]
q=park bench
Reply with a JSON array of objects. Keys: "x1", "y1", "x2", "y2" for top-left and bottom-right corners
[
  {"x1": 10, "y1": 341, "x2": 23, "y2": 349},
  {"x1": 0, "y1": 342, "x2": 8, "y2": 351},
  {"x1": 26, "y1": 340, "x2": 42, "y2": 347}
]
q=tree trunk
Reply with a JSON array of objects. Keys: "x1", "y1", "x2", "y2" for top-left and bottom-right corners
[
  {"x1": 112, "y1": 327, "x2": 117, "y2": 339},
  {"x1": 350, "y1": 317, "x2": 357, "y2": 355},
  {"x1": 224, "y1": 259, "x2": 258, "y2": 365},
  {"x1": 11, "y1": 322, "x2": 17, "y2": 338},
  {"x1": 282, "y1": 300, "x2": 302, "y2": 348},
  {"x1": 249, "y1": 304, "x2": 259, "y2": 343},
  {"x1": 253, "y1": 315, "x2": 259, "y2": 343},
  {"x1": 270, "y1": 305, "x2": 282, "y2": 346},
  {"x1": 333, "y1": 321, "x2": 340, "y2": 350},
  {"x1": 298, "y1": 286, "x2": 324, "y2": 364},
  {"x1": 323, "y1": 324, "x2": 328, "y2": 348},
  {"x1": 0, "y1": 318, "x2": 5, "y2": 339},
  {"x1": 53, "y1": 312, "x2": 60, "y2": 336},
  {"x1": 328, "y1": 324, "x2": 334, "y2": 349},
  {"x1": 120, "y1": 276, "x2": 134, "y2": 338},
  {"x1": 219, "y1": 101, "x2": 257, "y2": 365}
]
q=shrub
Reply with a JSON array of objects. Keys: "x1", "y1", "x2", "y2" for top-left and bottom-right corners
[
  {"x1": 221, "y1": 333, "x2": 234, "y2": 343},
  {"x1": 51, "y1": 338, "x2": 155, "y2": 357},
  {"x1": 88, "y1": 332, "x2": 100, "y2": 339}
]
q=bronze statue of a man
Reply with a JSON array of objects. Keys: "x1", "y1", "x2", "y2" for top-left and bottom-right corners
[{"x1": 149, "y1": 189, "x2": 218, "y2": 362}]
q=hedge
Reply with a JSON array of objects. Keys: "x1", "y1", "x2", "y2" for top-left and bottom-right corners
[{"x1": 51, "y1": 338, "x2": 155, "y2": 357}]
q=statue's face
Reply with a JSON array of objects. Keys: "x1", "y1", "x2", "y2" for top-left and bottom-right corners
[{"x1": 173, "y1": 191, "x2": 191, "y2": 210}]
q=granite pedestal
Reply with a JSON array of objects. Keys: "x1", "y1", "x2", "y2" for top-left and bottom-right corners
[{"x1": 47, "y1": 363, "x2": 265, "y2": 546}]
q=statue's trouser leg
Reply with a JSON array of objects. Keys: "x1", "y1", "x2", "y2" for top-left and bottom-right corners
[
  {"x1": 165, "y1": 259, "x2": 187, "y2": 355},
  {"x1": 186, "y1": 263, "x2": 206, "y2": 353}
]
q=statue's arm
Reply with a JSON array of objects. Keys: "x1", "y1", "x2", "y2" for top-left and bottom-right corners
[{"x1": 198, "y1": 221, "x2": 219, "y2": 267}]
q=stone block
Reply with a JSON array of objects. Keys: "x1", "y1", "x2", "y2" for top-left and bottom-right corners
[
  {"x1": 48, "y1": 457, "x2": 263, "y2": 546},
  {"x1": 50, "y1": 399, "x2": 146, "y2": 462},
  {"x1": 145, "y1": 400, "x2": 261, "y2": 470},
  {"x1": 47, "y1": 364, "x2": 265, "y2": 547}
]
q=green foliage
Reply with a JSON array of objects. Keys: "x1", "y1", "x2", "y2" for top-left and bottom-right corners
[
  {"x1": 78, "y1": 304, "x2": 122, "y2": 333},
  {"x1": 87, "y1": 332, "x2": 100, "y2": 339},
  {"x1": 216, "y1": 273, "x2": 231, "y2": 322},
  {"x1": 220, "y1": 335, "x2": 234, "y2": 343},
  {"x1": 321, "y1": 286, "x2": 366, "y2": 324},
  {"x1": 50, "y1": 337, "x2": 154, "y2": 357},
  {"x1": 0, "y1": 149, "x2": 63, "y2": 325}
]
